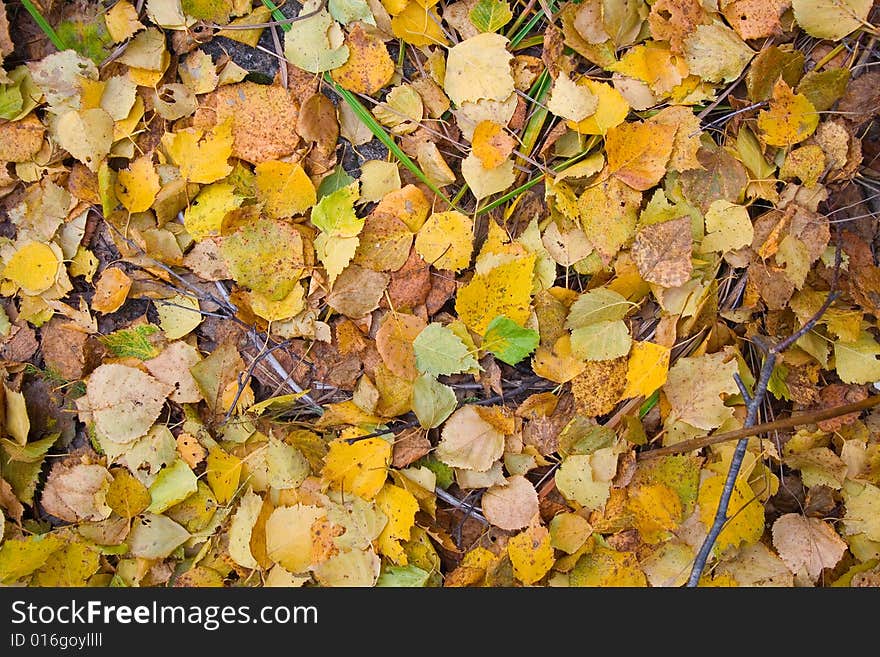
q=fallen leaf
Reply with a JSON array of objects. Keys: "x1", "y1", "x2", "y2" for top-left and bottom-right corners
[
  {"x1": 772, "y1": 513, "x2": 847, "y2": 581},
  {"x1": 632, "y1": 216, "x2": 693, "y2": 287},
  {"x1": 606, "y1": 120, "x2": 675, "y2": 191},
  {"x1": 436, "y1": 404, "x2": 505, "y2": 471},
  {"x1": 482, "y1": 475, "x2": 539, "y2": 530}
]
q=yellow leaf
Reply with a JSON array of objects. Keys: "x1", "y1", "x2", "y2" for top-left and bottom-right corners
[
  {"x1": 566, "y1": 79, "x2": 630, "y2": 135},
  {"x1": 206, "y1": 448, "x2": 243, "y2": 504},
  {"x1": 461, "y1": 154, "x2": 515, "y2": 200},
  {"x1": 757, "y1": 79, "x2": 819, "y2": 147},
  {"x1": 0, "y1": 534, "x2": 63, "y2": 584},
  {"x1": 54, "y1": 108, "x2": 114, "y2": 172},
  {"x1": 249, "y1": 284, "x2": 305, "y2": 322},
  {"x1": 106, "y1": 467, "x2": 151, "y2": 519},
  {"x1": 570, "y1": 545, "x2": 646, "y2": 586},
  {"x1": 254, "y1": 160, "x2": 316, "y2": 219},
  {"x1": 105, "y1": 0, "x2": 144, "y2": 42},
  {"x1": 4, "y1": 242, "x2": 60, "y2": 294},
  {"x1": 626, "y1": 482, "x2": 683, "y2": 544},
  {"x1": 220, "y1": 217, "x2": 305, "y2": 300},
  {"x1": 375, "y1": 483, "x2": 419, "y2": 564},
  {"x1": 606, "y1": 120, "x2": 676, "y2": 191},
  {"x1": 456, "y1": 255, "x2": 535, "y2": 334},
  {"x1": 698, "y1": 474, "x2": 765, "y2": 555},
  {"x1": 315, "y1": 233, "x2": 359, "y2": 287},
  {"x1": 31, "y1": 542, "x2": 100, "y2": 586},
  {"x1": 321, "y1": 438, "x2": 392, "y2": 500},
  {"x1": 391, "y1": 3, "x2": 448, "y2": 47},
  {"x1": 374, "y1": 184, "x2": 430, "y2": 232},
  {"x1": 331, "y1": 23, "x2": 395, "y2": 95},
  {"x1": 156, "y1": 293, "x2": 201, "y2": 339},
  {"x1": 608, "y1": 41, "x2": 688, "y2": 96},
  {"x1": 508, "y1": 524, "x2": 555, "y2": 585},
  {"x1": 115, "y1": 155, "x2": 160, "y2": 213},
  {"x1": 472, "y1": 121, "x2": 516, "y2": 169},
  {"x1": 414, "y1": 210, "x2": 474, "y2": 272},
  {"x1": 547, "y1": 74, "x2": 597, "y2": 122},
  {"x1": 182, "y1": 181, "x2": 243, "y2": 240},
  {"x1": 445, "y1": 33, "x2": 512, "y2": 107},
  {"x1": 621, "y1": 340, "x2": 671, "y2": 399},
  {"x1": 91, "y1": 266, "x2": 132, "y2": 314},
  {"x1": 162, "y1": 117, "x2": 234, "y2": 184},
  {"x1": 266, "y1": 504, "x2": 325, "y2": 573}
]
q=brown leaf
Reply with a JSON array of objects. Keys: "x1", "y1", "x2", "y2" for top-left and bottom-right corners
[
  {"x1": 648, "y1": 0, "x2": 711, "y2": 53},
  {"x1": 0, "y1": 323, "x2": 39, "y2": 363},
  {"x1": 38, "y1": 319, "x2": 95, "y2": 380},
  {"x1": 571, "y1": 357, "x2": 627, "y2": 417},
  {"x1": 482, "y1": 475, "x2": 540, "y2": 531},
  {"x1": 326, "y1": 265, "x2": 390, "y2": 319},
  {"x1": 680, "y1": 145, "x2": 749, "y2": 213},
  {"x1": 721, "y1": 0, "x2": 787, "y2": 40},
  {"x1": 391, "y1": 427, "x2": 431, "y2": 468},
  {"x1": 40, "y1": 460, "x2": 113, "y2": 523},
  {"x1": 772, "y1": 513, "x2": 846, "y2": 581},
  {"x1": 838, "y1": 71, "x2": 880, "y2": 129},
  {"x1": 814, "y1": 383, "x2": 868, "y2": 432},
  {"x1": 296, "y1": 93, "x2": 339, "y2": 158},
  {"x1": 0, "y1": 475, "x2": 23, "y2": 522},
  {"x1": 375, "y1": 312, "x2": 426, "y2": 380},
  {"x1": 632, "y1": 216, "x2": 693, "y2": 287},
  {"x1": 0, "y1": 114, "x2": 45, "y2": 162}
]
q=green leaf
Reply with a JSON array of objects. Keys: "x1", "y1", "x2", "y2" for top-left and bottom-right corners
[
  {"x1": 328, "y1": 0, "x2": 376, "y2": 26},
  {"x1": 311, "y1": 181, "x2": 362, "y2": 236},
  {"x1": 283, "y1": 8, "x2": 350, "y2": 74},
  {"x1": 570, "y1": 320, "x2": 632, "y2": 361},
  {"x1": 411, "y1": 375, "x2": 458, "y2": 429},
  {"x1": 182, "y1": 0, "x2": 233, "y2": 22},
  {"x1": 0, "y1": 83, "x2": 23, "y2": 120},
  {"x1": 415, "y1": 455, "x2": 454, "y2": 489},
  {"x1": 413, "y1": 323, "x2": 480, "y2": 377},
  {"x1": 56, "y1": 17, "x2": 114, "y2": 65},
  {"x1": 834, "y1": 331, "x2": 880, "y2": 384},
  {"x1": 317, "y1": 165, "x2": 356, "y2": 199},
  {"x1": 482, "y1": 315, "x2": 539, "y2": 365},
  {"x1": 376, "y1": 564, "x2": 430, "y2": 587},
  {"x1": 147, "y1": 459, "x2": 199, "y2": 514},
  {"x1": 99, "y1": 325, "x2": 161, "y2": 360},
  {"x1": 565, "y1": 288, "x2": 632, "y2": 328},
  {"x1": 469, "y1": 0, "x2": 513, "y2": 33}
]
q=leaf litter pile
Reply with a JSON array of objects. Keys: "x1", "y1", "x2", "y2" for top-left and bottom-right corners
[{"x1": 0, "y1": 0, "x2": 879, "y2": 588}]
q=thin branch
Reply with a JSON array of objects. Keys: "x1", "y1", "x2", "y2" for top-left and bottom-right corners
[{"x1": 640, "y1": 394, "x2": 880, "y2": 460}]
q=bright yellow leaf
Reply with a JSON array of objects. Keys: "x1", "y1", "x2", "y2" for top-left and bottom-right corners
[
  {"x1": 456, "y1": 255, "x2": 535, "y2": 334},
  {"x1": 162, "y1": 117, "x2": 234, "y2": 184},
  {"x1": 331, "y1": 23, "x2": 395, "y2": 95},
  {"x1": 626, "y1": 482, "x2": 683, "y2": 544},
  {"x1": 4, "y1": 242, "x2": 60, "y2": 294},
  {"x1": 105, "y1": 0, "x2": 144, "y2": 42},
  {"x1": 206, "y1": 448, "x2": 243, "y2": 504},
  {"x1": 698, "y1": 474, "x2": 765, "y2": 555},
  {"x1": 414, "y1": 211, "x2": 474, "y2": 272},
  {"x1": 249, "y1": 284, "x2": 305, "y2": 322},
  {"x1": 183, "y1": 181, "x2": 243, "y2": 240},
  {"x1": 391, "y1": 4, "x2": 448, "y2": 47},
  {"x1": 621, "y1": 340, "x2": 671, "y2": 399},
  {"x1": 570, "y1": 545, "x2": 647, "y2": 586},
  {"x1": 254, "y1": 160, "x2": 316, "y2": 219},
  {"x1": 321, "y1": 438, "x2": 392, "y2": 500},
  {"x1": 606, "y1": 120, "x2": 676, "y2": 191},
  {"x1": 115, "y1": 155, "x2": 160, "y2": 213},
  {"x1": 567, "y1": 79, "x2": 630, "y2": 135},
  {"x1": 375, "y1": 483, "x2": 419, "y2": 565},
  {"x1": 757, "y1": 79, "x2": 819, "y2": 147},
  {"x1": 91, "y1": 267, "x2": 132, "y2": 314},
  {"x1": 508, "y1": 524, "x2": 556, "y2": 585}
]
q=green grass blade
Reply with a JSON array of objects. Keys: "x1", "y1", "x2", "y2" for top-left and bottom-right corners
[
  {"x1": 509, "y1": 1, "x2": 554, "y2": 47},
  {"x1": 21, "y1": 0, "x2": 67, "y2": 51},
  {"x1": 261, "y1": 0, "x2": 455, "y2": 207}
]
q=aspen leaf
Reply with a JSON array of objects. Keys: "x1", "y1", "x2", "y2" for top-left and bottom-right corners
[
  {"x1": 40, "y1": 462, "x2": 113, "y2": 522},
  {"x1": 772, "y1": 513, "x2": 846, "y2": 581},
  {"x1": 570, "y1": 320, "x2": 631, "y2": 361},
  {"x1": 156, "y1": 294, "x2": 201, "y2": 340},
  {"x1": 331, "y1": 23, "x2": 394, "y2": 95},
  {"x1": 115, "y1": 155, "x2": 160, "y2": 213},
  {"x1": 106, "y1": 468, "x2": 151, "y2": 519},
  {"x1": 312, "y1": 181, "x2": 362, "y2": 236},
  {"x1": 444, "y1": 33, "x2": 513, "y2": 107},
  {"x1": 353, "y1": 212, "x2": 412, "y2": 272},
  {"x1": 91, "y1": 267, "x2": 131, "y2": 314},
  {"x1": 206, "y1": 447, "x2": 243, "y2": 504},
  {"x1": 472, "y1": 121, "x2": 516, "y2": 169},
  {"x1": 833, "y1": 332, "x2": 880, "y2": 385},
  {"x1": 663, "y1": 349, "x2": 739, "y2": 430},
  {"x1": 376, "y1": 313, "x2": 426, "y2": 380},
  {"x1": 0, "y1": 534, "x2": 64, "y2": 584},
  {"x1": 228, "y1": 491, "x2": 262, "y2": 569},
  {"x1": 456, "y1": 255, "x2": 535, "y2": 334},
  {"x1": 461, "y1": 154, "x2": 515, "y2": 200},
  {"x1": 792, "y1": 0, "x2": 872, "y2": 40},
  {"x1": 483, "y1": 315, "x2": 539, "y2": 365},
  {"x1": 632, "y1": 216, "x2": 693, "y2": 288},
  {"x1": 147, "y1": 458, "x2": 198, "y2": 513},
  {"x1": 606, "y1": 120, "x2": 675, "y2": 191},
  {"x1": 547, "y1": 74, "x2": 598, "y2": 122},
  {"x1": 411, "y1": 374, "x2": 457, "y2": 429},
  {"x1": 313, "y1": 548, "x2": 380, "y2": 586},
  {"x1": 283, "y1": 5, "x2": 349, "y2": 73},
  {"x1": 4, "y1": 242, "x2": 60, "y2": 294},
  {"x1": 414, "y1": 210, "x2": 474, "y2": 272},
  {"x1": 555, "y1": 449, "x2": 617, "y2": 510},
  {"x1": 54, "y1": 108, "x2": 114, "y2": 171},
  {"x1": 567, "y1": 79, "x2": 630, "y2": 135},
  {"x1": 31, "y1": 542, "x2": 100, "y2": 587},
  {"x1": 701, "y1": 200, "x2": 754, "y2": 253},
  {"x1": 627, "y1": 482, "x2": 683, "y2": 543},
  {"x1": 161, "y1": 118, "x2": 233, "y2": 184},
  {"x1": 842, "y1": 480, "x2": 880, "y2": 541},
  {"x1": 683, "y1": 23, "x2": 754, "y2": 84},
  {"x1": 105, "y1": 1, "x2": 144, "y2": 42},
  {"x1": 391, "y1": 4, "x2": 447, "y2": 47},
  {"x1": 757, "y1": 79, "x2": 819, "y2": 147},
  {"x1": 375, "y1": 483, "x2": 418, "y2": 564},
  {"x1": 86, "y1": 364, "x2": 170, "y2": 443},
  {"x1": 266, "y1": 504, "x2": 325, "y2": 573},
  {"x1": 321, "y1": 438, "x2": 392, "y2": 500},
  {"x1": 3, "y1": 384, "x2": 28, "y2": 446},
  {"x1": 413, "y1": 322, "x2": 479, "y2": 376},
  {"x1": 482, "y1": 475, "x2": 539, "y2": 530},
  {"x1": 698, "y1": 475, "x2": 765, "y2": 555},
  {"x1": 570, "y1": 546, "x2": 646, "y2": 587},
  {"x1": 254, "y1": 160, "x2": 316, "y2": 219},
  {"x1": 358, "y1": 161, "x2": 401, "y2": 203},
  {"x1": 221, "y1": 217, "x2": 305, "y2": 301},
  {"x1": 508, "y1": 524, "x2": 555, "y2": 585},
  {"x1": 436, "y1": 405, "x2": 505, "y2": 471},
  {"x1": 469, "y1": 0, "x2": 512, "y2": 33},
  {"x1": 621, "y1": 340, "x2": 670, "y2": 399}
]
